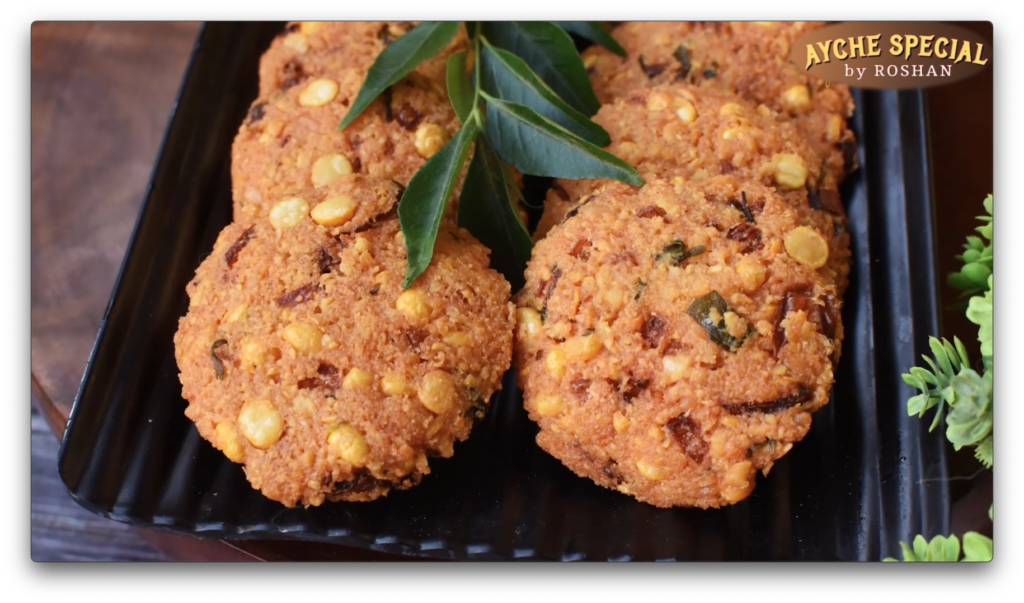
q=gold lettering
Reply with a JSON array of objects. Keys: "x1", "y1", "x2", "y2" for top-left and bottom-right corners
[
  {"x1": 904, "y1": 34, "x2": 919, "y2": 60},
  {"x1": 950, "y1": 39, "x2": 959, "y2": 61},
  {"x1": 956, "y1": 39, "x2": 973, "y2": 64},
  {"x1": 816, "y1": 41, "x2": 832, "y2": 63},
  {"x1": 805, "y1": 44, "x2": 822, "y2": 70},
  {"x1": 833, "y1": 38, "x2": 848, "y2": 60},
  {"x1": 920, "y1": 35, "x2": 935, "y2": 57},
  {"x1": 867, "y1": 34, "x2": 882, "y2": 57},
  {"x1": 973, "y1": 42, "x2": 989, "y2": 65},
  {"x1": 935, "y1": 37, "x2": 949, "y2": 59},
  {"x1": 849, "y1": 36, "x2": 865, "y2": 59},
  {"x1": 890, "y1": 34, "x2": 903, "y2": 57}
]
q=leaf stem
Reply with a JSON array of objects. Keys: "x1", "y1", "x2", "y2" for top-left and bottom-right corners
[{"x1": 469, "y1": 25, "x2": 484, "y2": 129}]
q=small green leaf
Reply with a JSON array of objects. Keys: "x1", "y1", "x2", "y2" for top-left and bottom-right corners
[
  {"x1": 480, "y1": 21, "x2": 600, "y2": 115},
  {"x1": 656, "y1": 240, "x2": 687, "y2": 264},
  {"x1": 686, "y1": 291, "x2": 752, "y2": 352},
  {"x1": 500, "y1": 161, "x2": 527, "y2": 206},
  {"x1": 949, "y1": 195, "x2": 992, "y2": 298},
  {"x1": 211, "y1": 339, "x2": 228, "y2": 380},
  {"x1": 974, "y1": 201, "x2": 993, "y2": 239},
  {"x1": 902, "y1": 335, "x2": 980, "y2": 432},
  {"x1": 398, "y1": 119, "x2": 477, "y2": 288},
  {"x1": 892, "y1": 533, "x2": 990, "y2": 562},
  {"x1": 942, "y1": 536, "x2": 958, "y2": 561},
  {"x1": 921, "y1": 355, "x2": 941, "y2": 377},
  {"x1": 974, "y1": 435, "x2": 993, "y2": 468},
  {"x1": 457, "y1": 137, "x2": 533, "y2": 292},
  {"x1": 928, "y1": 399, "x2": 945, "y2": 431},
  {"x1": 912, "y1": 535, "x2": 929, "y2": 561},
  {"x1": 552, "y1": 21, "x2": 627, "y2": 56},
  {"x1": 655, "y1": 239, "x2": 705, "y2": 264},
  {"x1": 479, "y1": 40, "x2": 610, "y2": 146},
  {"x1": 673, "y1": 45, "x2": 691, "y2": 77},
  {"x1": 947, "y1": 272, "x2": 974, "y2": 291},
  {"x1": 961, "y1": 532, "x2": 993, "y2": 562},
  {"x1": 446, "y1": 49, "x2": 475, "y2": 124},
  {"x1": 340, "y1": 22, "x2": 461, "y2": 130},
  {"x1": 953, "y1": 336, "x2": 970, "y2": 366},
  {"x1": 960, "y1": 262, "x2": 992, "y2": 285},
  {"x1": 909, "y1": 366, "x2": 937, "y2": 387},
  {"x1": 945, "y1": 369, "x2": 992, "y2": 449},
  {"x1": 482, "y1": 94, "x2": 643, "y2": 186},
  {"x1": 966, "y1": 281, "x2": 993, "y2": 358},
  {"x1": 906, "y1": 393, "x2": 932, "y2": 418},
  {"x1": 897, "y1": 540, "x2": 916, "y2": 561},
  {"x1": 930, "y1": 337, "x2": 956, "y2": 376},
  {"x1": 905, "y1": 368, "x2": 929, "y2": 386},
  {"x1": 935, "y1": 535, "x2": 961, "y2": 561}
]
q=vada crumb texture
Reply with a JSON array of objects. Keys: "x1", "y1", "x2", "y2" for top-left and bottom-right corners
[
  {"x1": 515, "y1": 179, "x2": 843, "y2": 508},
  {"x1": 175, "y1": 176, "x2": 514, "y2": 507}
]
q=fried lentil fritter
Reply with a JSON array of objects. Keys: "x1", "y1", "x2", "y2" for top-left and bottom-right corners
[
  {"x1": 536, "y1": 83, "x2": 850, "y2": 296},
  {"x1": 232, "y1": 71, "x2": 459, "y2": 222},
  {"x1": 515, "y1": 179, "x2": 842, "y2": 508},
  {"x1": 582, "y1": 22, "x2": 857, "y2": 183},
  {"x1": 233, "y1": 22, "x2": 465, "y2": 222},
  {"x1": 176, "y1": 176, "x2": 514, "y2": 507},
  {"x1": 258, "y1": 21, "x2": 458, "y2": 99}
]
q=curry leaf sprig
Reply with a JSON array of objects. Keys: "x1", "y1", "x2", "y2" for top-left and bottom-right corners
[
  {"x1": 889, "y1": 195, "x2": 994, "y2": 562},
  {"x1": 339, "y1": 22, "x2": 642, "y2": 289}
]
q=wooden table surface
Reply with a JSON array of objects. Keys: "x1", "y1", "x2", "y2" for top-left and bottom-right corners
[{"x1": 30, "y1": 21, "x2": 994, "y2": 561}]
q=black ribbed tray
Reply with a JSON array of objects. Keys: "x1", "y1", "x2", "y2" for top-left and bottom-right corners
[{"x1": 57, "y1": 22, "x2": 949, "y2": 561}]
